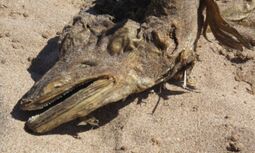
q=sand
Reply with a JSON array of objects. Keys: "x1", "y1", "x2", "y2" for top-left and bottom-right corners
[{"x1": 0, "y1": 0, "x2": 255, "y2": 153}]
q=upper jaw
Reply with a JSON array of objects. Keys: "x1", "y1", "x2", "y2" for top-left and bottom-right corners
[
  {"x1": 19, "y1": 81, "x2": 76, "y2": 111},
  {"x1": 20, "y1": 88, "x2": 71, "y2": 111},
  {"x1": 19, "y1": 71, "x2": 110, "y2": 111},
  {"x1": 19, "y1": 74, "x2": 88, "y2": 111}
]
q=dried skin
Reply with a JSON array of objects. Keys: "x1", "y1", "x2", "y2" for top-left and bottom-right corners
[{"x1": 18, "y1": 0, "x2": 253, "y2": 133}]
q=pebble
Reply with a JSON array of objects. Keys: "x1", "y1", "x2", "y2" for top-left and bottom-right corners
[
  {"x1": 226, "y1": 142, "x2": 243, "y2": 152},
  {"x1": 12, "y1": 44, "x2": 19, "y2": 49},
  {"x1": 192, "y1": 105, "x2": 199, "y2": 112},
  {"x1": 224, "y1": 115, "x2": 229, "y2": 119},
  {"x1": 119, "y1": 146, "x2": 127, "y2": 151},
  {"x1": 42, "y1": 34, "x2": 48, "y2": 39},
  {"x1": 42, "y1": 32, "x2": 50, "y2": 39},
  {"x1": 151, "y1": 138, "x2": 160, "y2": 146},
  {"x1": 27, "y1": 57, "x2": 33, "y2": 62},
  {"x1": 23, "y1": 12, "x2": 29, "y2": 18},
  {"x1": 227, "y1": 52, "x2": 235, "y2": 60}
]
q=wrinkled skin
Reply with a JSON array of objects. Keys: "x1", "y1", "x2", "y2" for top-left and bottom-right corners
[{"x1": 18, "y1": 0, "x2": 253, "y2": 133}]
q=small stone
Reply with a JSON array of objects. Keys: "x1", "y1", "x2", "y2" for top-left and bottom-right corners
[
  {"x1": 23, "y1": 12, "x2": 29, "y2": 17},
  {"x1": 151, "y1": 138, "x2": 160, "y2": 146},
  {"x1": 227, "y1": 52, "x2": 235, "y2": 60},
  {"x1": 224, "y1": 124, "x2": 229, "y2": 128},
  {"x1": 120, "y1": 146, "x2": 127, "y2": 151},
  {"x1": 42, "y1": 33, "x2": 49, "y2": 39},
  {"x1": 12, "y1": 44, "x2": 19, "y2": 49},
  {"x1": 27, "y1": 57, "x2": 33, "y2": 62},
  {"x1": 219, "y1": 49, "x2": 226, "y2": 55},
  {"x1": 234, "y1": 76, "x2": 241, "y2": 82},
  {"x1": 224, "y1": 115, "x2": 229, "y2": 119},
  {"x1": 192, "y1": 105, "x2": 198, "y2": 112},
  {"x1": 226, "y1": 142, "x2": 243, "y2": 152}
]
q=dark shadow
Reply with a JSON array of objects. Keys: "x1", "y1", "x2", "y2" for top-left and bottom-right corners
[
  {"x1": 92, "y1": 0, "x2": 151, "y2": 22},
  {"x1": 27, "y1": 36, "x2": 60, "y2": 81},
  {"x1": 10, "y1": 36, "x2": 60, "y2": 122},
  {"x1": 230, "y1": 57, "x2": 250, "y2": 64},
  {"x1": 11, "y1": 102, "x2": 38, "y2": 122}
]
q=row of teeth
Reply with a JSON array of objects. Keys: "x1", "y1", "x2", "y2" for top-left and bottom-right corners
[
  {"x1": 29, "y1": 90, "x2": 73, "y2": 121},
  {"x1": 40, "y1": 80, "x2": 92, "y2": 109},
  {"x1": 41, "y1": 90, "x2": 71, "y2": 108},
  {"x1": 28, "y1": 81, "x2": 95, "y2": 122}
]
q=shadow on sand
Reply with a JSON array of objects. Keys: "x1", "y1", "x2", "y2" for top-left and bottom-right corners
[{"x1": 28, "y1": 36, "x2": 60, "y2": 81}]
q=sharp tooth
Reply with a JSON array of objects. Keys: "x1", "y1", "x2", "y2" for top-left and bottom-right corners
[
  {"x1": 40, "y1": 81, "x2": 91, "y2": 110},
  {"x1": 29, "y1": 114, "x2": 39, "y2": 122}
]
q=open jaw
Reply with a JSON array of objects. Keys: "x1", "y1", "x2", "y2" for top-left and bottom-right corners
[{"x1": 19, "y1": 77, "x2": 115, "y2": 133}]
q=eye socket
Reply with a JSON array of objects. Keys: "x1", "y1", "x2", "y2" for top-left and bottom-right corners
[{"x1": 81, "y1": 60, "x2": 98, "y2": 67}]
